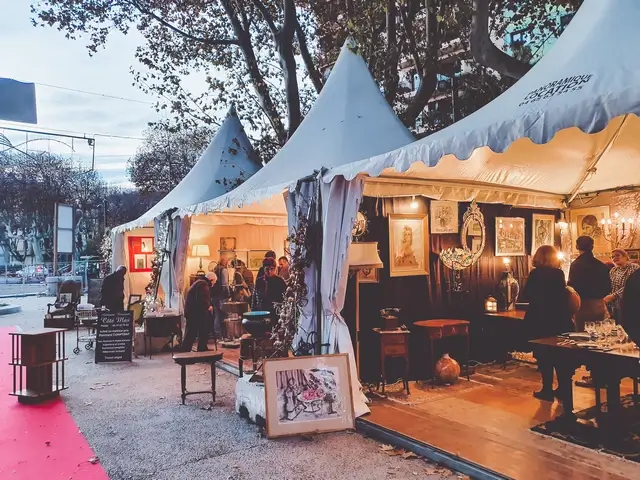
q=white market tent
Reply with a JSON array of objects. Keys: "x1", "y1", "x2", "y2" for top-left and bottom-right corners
[
  {"x1": 324, "y1": 0, "x2": 640, "y2": 208},
  {"x1": 175, "y1": 39, "x2": 416, "y2": 417},
  {"x1": 110, "y1": 107, "x2": 285, "y2": 298}
]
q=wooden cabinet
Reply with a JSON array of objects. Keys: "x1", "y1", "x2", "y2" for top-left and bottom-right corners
[
  {"x1": 373, "y1": 328, "x2": 410, "y2": 394},
  {"x1": 9, "y1": 328, "x2": 68, "y2": 404}
]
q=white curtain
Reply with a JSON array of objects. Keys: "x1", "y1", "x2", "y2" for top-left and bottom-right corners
[
  {"x1": 156, "y1": 216, "x2": 174, "y2": 306},
  {"x1": 320, "y1": 175, "x2": 369, "y2": 417},
  {"x1": 170, "y1": 216, "x2": 191, "y2": 312},
  {"x1": 111, "y1": 230, "x2": 126, "y2": 272}
]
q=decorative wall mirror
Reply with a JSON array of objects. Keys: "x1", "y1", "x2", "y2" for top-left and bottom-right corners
[
  {"x1": 351, "y1": 211, "x2": 368, "y2": 241},
  {"x1": 460, "y1": 201, "x2": 486, "y2": 264}
]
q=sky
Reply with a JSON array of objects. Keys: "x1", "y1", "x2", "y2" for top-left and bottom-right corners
[{"x1": 0, "y1": 1, "x2": 165, "y2": 186}]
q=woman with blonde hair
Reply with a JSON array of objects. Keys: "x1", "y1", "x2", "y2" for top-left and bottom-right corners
[{"x1": 523, "y1": 245, "x2": 574, "y2": 402}]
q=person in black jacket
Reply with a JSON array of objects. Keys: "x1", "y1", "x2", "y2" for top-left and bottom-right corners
[
  {"x1": 181, "y1": 279, "x2": 211, "y2": 352},
  {"x1": 252, "y1": 258, "x2": 287, "y2": 319},
  {"x1": 568, "y1": 235, "x2": 611, "y2": 331},
  {"x1": 621, "y1": 268, "x2": 640, "y2": 346},
  {"x1": 99, "y1": 266, "x2": 127, "y2": 312},
  {"x1": 524, "y1": 246, "x2": 574, "y2": 402},
  {"x1": 256, "y1": 250, "x2": 277, "y2": 280}
]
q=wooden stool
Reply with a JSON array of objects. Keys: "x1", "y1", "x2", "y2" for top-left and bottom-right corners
[
  {"x1": 413, "y1": 319, "x2": 470, "y2": 382},
  {"x1": 373, "y1": 328, "x2": 410, "y2": 394},
  {"x1": 172, "y1": 351, "x2": 223, "y2": 405}
]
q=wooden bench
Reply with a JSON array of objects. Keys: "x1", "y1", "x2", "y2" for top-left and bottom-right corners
[{"x1": 172, "y1": 351, "x2": 223, "y2": 405}]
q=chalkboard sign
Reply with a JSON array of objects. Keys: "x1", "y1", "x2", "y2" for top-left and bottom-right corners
[{"x1": 95, "y1": 311, "x2": 133, "y2": 363}]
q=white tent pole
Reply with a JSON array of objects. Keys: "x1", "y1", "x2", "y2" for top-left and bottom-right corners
[{"x1": 567, "y1": 114, "x2": 629, "y2": 204}]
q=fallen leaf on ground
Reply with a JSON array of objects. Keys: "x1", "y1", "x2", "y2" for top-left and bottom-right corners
[
  {"x1": 379, "y1": 444, "x2": 395, "y2": 451},
  {"x1": 45, "y1": 441, "x2": 51, "y2": 447},
  {"x1": 200, "y1": 405, "x2": 213, "y2": 411},
  {"x1": 88, "y1": 457, "x2": 99, "y2": 465},
  {"x1": 84, "y1": 402, "x2": 92, "y2": 406},
  {"x1": 159, "y1": 397, "x2": 165, "y2": 400},
  {"x1": 402, "y1": 451, "x2": 418, "y2": 459},
  {"x1": 456, "y1": 476, "x2": 470, "y2": 480}
]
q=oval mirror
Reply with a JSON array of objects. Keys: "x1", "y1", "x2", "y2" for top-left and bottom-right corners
[{"x1": 460, "y1": 202, "x2": 486, "y2": 264}]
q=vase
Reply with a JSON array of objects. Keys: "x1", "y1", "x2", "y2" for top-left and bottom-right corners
[
  {"x1": 242, "y1": 311, "x2": 272, "y2": 336},
  {"x1": 434, "y1": 353, "x2": 460, "y2": 384},
  {"x1": 497, "y1": 271, "x2": 519, "y2": 311}
]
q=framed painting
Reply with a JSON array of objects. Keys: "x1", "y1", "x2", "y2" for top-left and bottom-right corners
[
  {"x1": 140, "y1": 237, "x2": 154, "y2": 253},
  {"x1": 248, "y1": 250, "x2": 270, "y2": 270},
  {"x1": 128, "y1": 236, "x2": 154, "y2": 272},
  {"x1": 388, "y1": 214, "x2": 429, "y2": 277},
  {"x1": 569, "y1": 206, "x2": 611, "y2": 253},
  {"x1": 263, "y1": 354, "x2": 355, "y2": 439},
  {"x1": 220, "y1": 237, "x2": 236, "y2": 251},
  {"x1": 531, "y1": 214, "x2": 556, "y2": 254},
  {"x1": 133, "y1": 254, "x2": 147, "y2": 270},
  {"x1": 430, "y1": 201, "x2": 459, "y2": 234},
  {"x1": 495, "y1": 217, "x2": 526, "y2": 257},
  {"x1": 357, "y1": 268, "x2": 379, "y2": 283}
]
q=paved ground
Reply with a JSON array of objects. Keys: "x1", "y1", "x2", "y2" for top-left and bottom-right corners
[
  {"x1": 0, "y1": 283, "x2": 45, "y2": 297},
  {"x1": 1, "y1": 297, "x2": 459, "y2": 480}
]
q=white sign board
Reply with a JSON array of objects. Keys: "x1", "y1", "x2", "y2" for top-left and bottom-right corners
[{"x1": 56, "y1": 204, "x2": 74, "y2": 254}]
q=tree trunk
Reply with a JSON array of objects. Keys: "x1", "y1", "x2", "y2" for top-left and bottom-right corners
[
  {"x1": 470, "y1": 0, "x2": 532, "y2": 80},
  {"x1": 278, "y1": 0, "x2": 302, "y2": 138},
  {"x1": 384, "y1": 0, "x2": 400, "y2": 103}
]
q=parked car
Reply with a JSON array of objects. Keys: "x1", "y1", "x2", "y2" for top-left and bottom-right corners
[{"x1": 16, "y1": 265, "x2": 48, "y2": 278}]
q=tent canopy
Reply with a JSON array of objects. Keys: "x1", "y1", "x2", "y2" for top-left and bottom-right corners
[
  {"x1": 176, "y1": 38, "x2": 415, "y2": 217},
  {"x1": 112, "y1": 106, "x2": 263, "y2": 233},
  {"x1": 324, "y1": 0, "x2": 640, "y2": 205}
]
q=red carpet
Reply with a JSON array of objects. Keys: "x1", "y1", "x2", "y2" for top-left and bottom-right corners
[{"x1": 0, "y1": 328, "x2": 109, "y2": 480}]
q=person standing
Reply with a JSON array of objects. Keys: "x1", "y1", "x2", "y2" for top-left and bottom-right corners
[
  {"x1": 277, "y1": 256, "x2": 290, "y2": 281},
  {"x1": 523, "y1": 246, "x2": 574, "y2": 401},
  {"x1": 210, "y1": 257, "x2": 230, "y2": 339},
  {"x1": 256, "y1": 250, "x2": 277, "y2": 279},
  {"x1": 621, "y1": 268, "x2": 640, "y2": 345},
  {"x1": 181, "y1": 279, "x2": 211, "y2": 352},
  {"x1": 99, "y1": 266, "x2": 127, "y2": 312},
  {"x1": 252, "y1": 258, "x2": 287, "y2": 319},
  {"x1": 604, "y1": 249, "x2": 639, "y2": 322},
  {"x1": 568, "y1": 235, "x2": 611, "y2": 388},
  {"x1": 568, "y1": 236, "x2": 611, "y2": 331}
]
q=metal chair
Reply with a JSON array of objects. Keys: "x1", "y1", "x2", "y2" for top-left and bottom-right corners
[{"x1": 45, "y1": 278, "x2": 81, "y2": 329}]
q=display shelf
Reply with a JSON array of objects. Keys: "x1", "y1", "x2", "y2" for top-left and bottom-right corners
[{"x1": 8, "y1": 328, "x2": 68, "y2": 404}]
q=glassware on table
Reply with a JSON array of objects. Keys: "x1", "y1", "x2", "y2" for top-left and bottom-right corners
[{"x1": 584, "y1": 321, "x2": 596, "y2": 339}]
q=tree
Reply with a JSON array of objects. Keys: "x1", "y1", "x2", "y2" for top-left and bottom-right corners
[
  {"x1": 31, "y1": 0, "x2": 582, "y2": 154},
  {"x1": 127, "y1": 121, "x2": 212, "y2": 197}
]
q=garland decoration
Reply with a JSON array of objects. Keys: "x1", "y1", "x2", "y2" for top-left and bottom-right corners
[
  {"x1": 145, "y1": 216, "x2": 170, "y2": 306},
  {"x1": 272, "y1": 208, "x2": 314, "y2": 354}
]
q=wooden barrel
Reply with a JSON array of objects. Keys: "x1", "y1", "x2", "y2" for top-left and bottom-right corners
[{"x1": 224, "y1": 317, "x2": 243, "y2": 339}]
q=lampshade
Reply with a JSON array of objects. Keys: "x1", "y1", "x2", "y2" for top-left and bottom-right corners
[
  {"x1": 348, "y1": 242, "x2": 383, "y2": 269},
  {"x1": 191, "y1": 244, "x2": 210, "y2": 257}
]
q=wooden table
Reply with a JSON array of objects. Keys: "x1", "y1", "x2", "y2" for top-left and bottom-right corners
[
  {"x1": 373, "y1": 328, "x2": 410, "y2": 394},
  {"x1": 413, "y1": 320, "x2": 470, "y2": 381},
  {"x1": 529, "y1": 337, "x2": 640, "y2": 432},
  {"x1": 482, "y1": 310, "x2": 527, "y2": 363},
  {"x1": 485, "y1": 310, "x2": 526, "y2": 320},
  {"x1": 172, "y1": 351, "x2": 223, "y2": 405}
]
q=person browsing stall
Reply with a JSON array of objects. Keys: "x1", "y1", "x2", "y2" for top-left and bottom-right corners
[
  {"x1": 277, "y1": 256, "x2": 290, "y2": 281},
  {"x1": 251, "y1": 257, "x2": 287, "y2": 319},
  {"x1": 604, "y1": 249, "x2": 639, "y2": 322},
  {"x1": 100, "y1": 265, "x2": 127, "y2": 312},
  {"x1": 181, "y1": 279, "x2": 211, "y2": 352},
  {"x1": 256, "y1": 250, "x2": 277, "y2": 279},
  {"x1": 523, "y1": 246, "x2": 574, "y2": 402}
]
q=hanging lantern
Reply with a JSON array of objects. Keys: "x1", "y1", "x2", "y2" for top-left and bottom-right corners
[{"x1": 485, "y1": 296, "x2": 498, "y2": 313}]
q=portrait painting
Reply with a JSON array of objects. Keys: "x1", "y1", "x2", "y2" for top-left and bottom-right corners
[
  {"x1": 140, "y1": 237, "x2": 154, "y2": 253},
  {"x1": 263, "y1": 354, "x2": 354, "y2": 438},
  {"x1": 495, "y1": 217, "x2": 526, "y2": 257},
  {"x1": 388, "y1": 214, "x2": 429, "y2": 277},
  {"x1": 133, "y1": 254, "x2": 147, "y2": 270},
  {"x1": 430, "y1": 201, "x2": 459, "y2": 234},
  {"x1": 531, "y1": 214, "x2": 556, "y2": 254},
  {"x1": 220, "y1": 237, "x2": 236, "y2": 251},
  {"x1": 569, "y1": 206, "x2": 610, "y2": 253}
]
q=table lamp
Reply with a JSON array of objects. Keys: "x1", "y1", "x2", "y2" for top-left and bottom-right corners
[
  {"x1": 348, "y1": 242, "x2": 383, "y2": 377},
  {"x1": 191, "y1": 244, "x2": 210, "y2": 275}
]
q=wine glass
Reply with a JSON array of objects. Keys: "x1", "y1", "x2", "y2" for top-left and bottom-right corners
[{"x1": 584, "y1": 321, "x2": 596, "y2": 339}]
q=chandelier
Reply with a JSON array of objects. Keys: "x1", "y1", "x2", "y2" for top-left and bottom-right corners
[{"x1": 601, "y1": 212, "x2": 637, "y2": 249}]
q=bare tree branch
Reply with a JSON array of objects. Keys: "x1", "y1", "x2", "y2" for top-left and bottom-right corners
[
  {"x1": 296, "y1": 20, "x2": 323, "y2": 94},
  {"x1": 470, "y1": 0, "x2": 532, "y2": 79},
  {"x1": 130, "y1": 0, "x2": 239, "y2": 46}
]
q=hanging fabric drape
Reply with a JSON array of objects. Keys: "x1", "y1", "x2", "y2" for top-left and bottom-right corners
[
  {"x1": 320, "y1": 175, "x2": 369, "y2": 417},
  {"x1": 169, "y1": 216, "x2": 191, "y2": 312},
  {"x1": 286, "y1": 183, "x2": 318, "y2": 353},
  {"x1": 156, "y1": 215, "x2": 173, "y2": 303},
  {"x1": 110, "y1": 230, "x2": 126, "y2": 272}
]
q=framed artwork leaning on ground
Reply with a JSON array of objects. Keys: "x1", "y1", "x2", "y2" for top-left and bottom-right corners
[
  {"x1": 388, "y1": 214, "x2": 429, "y2": 277},
  {"x1": 263, "y1": 354, "x2": 355, "y2": 439}
]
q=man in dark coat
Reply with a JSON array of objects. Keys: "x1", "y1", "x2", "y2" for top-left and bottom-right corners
[
  {"x1": 252, "y1": 258, "x2": 287, "y2": 319},
  {"x1": 100, "y1": 266, "x2": 127, "y2": 312},
  {"x1": 621, "y1": 268, "x2": 640, "y2": 346}
]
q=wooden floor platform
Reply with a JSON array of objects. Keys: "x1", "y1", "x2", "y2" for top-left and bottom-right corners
[
  {"x1": 359, "y1": 363, "x2": 640, "y2": 480},
  {"x1": 205, "y1": 340, "x2": 253, "y2": 377}
]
